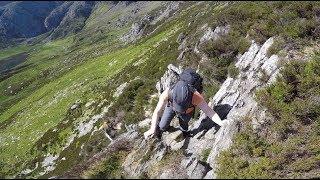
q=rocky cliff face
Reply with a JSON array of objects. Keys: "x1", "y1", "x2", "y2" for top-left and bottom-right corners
[
  {"x1": 120, "y1": 1, "x2": 181, "y2": 43},
  {"x1": 44, "y1": 2, "x2": 74, "y2": 31},
  {"x1": 0, "y1": 1, "x2": 171, "y2": 48},
  {"x1": 204, "y1": 37, "x2": 279, "y2": 178},
  {"x1": 47, "y1": 1, "x2": 95, "y2": 40},
  {"x1": 81, "y1": 32, "x2": 282, "y2": 178}
]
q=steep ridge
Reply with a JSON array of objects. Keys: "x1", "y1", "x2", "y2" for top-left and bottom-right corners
[
  {"x1": 204, "y1": 37, "x2": 279, "y2": 178},
  {"x1": 1, "y1": 1, "x2": 320, "y2": 179},
  {"x1": 64, "y1": 32, "x2": 281, "y2": 178},
  {"x1": 113, "y1": 37, "x2": 280, "y2": 179}
]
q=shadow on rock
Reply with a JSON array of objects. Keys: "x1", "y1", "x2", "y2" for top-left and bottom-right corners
[{"x1": 190, "y1": 104, "x2": 232, "y2": 138}]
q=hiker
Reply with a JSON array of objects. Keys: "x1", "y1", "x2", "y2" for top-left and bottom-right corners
[{"x1": 144, "y1": 68, "x2": 224, "y2": 139}]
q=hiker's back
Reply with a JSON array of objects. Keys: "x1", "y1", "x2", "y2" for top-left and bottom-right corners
[{"x1": 179, "y1": 68, "x2": 203, "y2": 93}]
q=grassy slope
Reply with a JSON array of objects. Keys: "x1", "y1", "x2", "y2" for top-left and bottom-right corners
[
  {"x1": 0, "y1": 37, "x2": 75, "y2": 111},
  {"x1": 1, "y1": 2, "x2": 173, "y2": 177},
  {"x1": 0, "y1": 45, "x2": 32, "y2": 61},
  {"x1": 0, "y1": 20, "x2": 181, "y2": 177},
  {"x1": 70, "y1": 2, "x2": 320, "y2": 178}
]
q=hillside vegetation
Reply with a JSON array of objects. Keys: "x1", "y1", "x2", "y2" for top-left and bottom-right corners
[{"x1": 0, "y1": 1, "x2": 319, "y2": 179}]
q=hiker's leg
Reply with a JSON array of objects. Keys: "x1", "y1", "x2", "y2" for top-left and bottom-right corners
[
  {"x1": 158, "y1": 104, "x2": 176, "y2": 131},
  {"x1": 178, "y1": 112, "x2": 192, "y2": 132}
]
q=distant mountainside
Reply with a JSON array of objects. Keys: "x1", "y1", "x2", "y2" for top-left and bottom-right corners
[
  {"x1": 0, "y1": 1, "x2": 99, "y2": 47},
  {"x1": 0, "y1": 2, "x2": 62, "y2": 38}
]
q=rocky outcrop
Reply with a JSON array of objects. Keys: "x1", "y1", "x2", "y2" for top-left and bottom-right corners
[
  {"x1": 177, "y1": 25, "x2": 231, "y2": 65},
  {"x1": 155, "y1": 64, "x2": 182, "y2": 94},
  {"x1": 121, "y1": 1, "x2": 181, "y2": 43},
  {"x1": 150, "y1": 1, "x2": 180, "y2": 25},
  {"x1": 195, "y1": 25, "x2": 231, "y2": 64},
  {"x1": 199, "y1": 25, "x2": 230, "y2": 46},
  {"x1": 48, "y1": 1, "x2": 95, "y2": 40},
  {"x1": 120, "y1": 15, "x2": 154, "y2": 43},
  {"x1": 120, "y1": 37, "x2": 281, "y2": 179},
  {"x1": 122, "y1": 138, "x2": 169, "y2": 178},
  {"x1": 204, "y1": 37, "x2": 280, "y2": 178},
  {"x1": 113, "y1": 82, "x2": 128, "y2": 98},
  {"x1": 62, "y1": 126, "x2": 139, "y2": 178}
]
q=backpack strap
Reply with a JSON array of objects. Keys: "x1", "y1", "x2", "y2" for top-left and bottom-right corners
[
  {"x1": 167, "y1": 84, "x2": 175, "y2": 105},
  {"x1": 159, "y1": 78, "x2": 164, "y2": 94},
  {"x1": 187, "y1": 85, "x2": 196, "y2": 117}
]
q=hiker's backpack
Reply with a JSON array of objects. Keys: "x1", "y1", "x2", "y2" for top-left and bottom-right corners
[
  {"x1": 179, "y1": 68, "x2": 203, "y2": 94},
  {"x1": 168, "y1": 68, "x2": 203, "y2": 114}
]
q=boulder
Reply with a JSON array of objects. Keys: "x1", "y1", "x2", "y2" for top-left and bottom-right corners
[
  {"x1": 199, "y1": 25, "x2": 230, "y2": 45},
  {"x1": 155, "y1": 64, "x2": 182, "y2": 94}
]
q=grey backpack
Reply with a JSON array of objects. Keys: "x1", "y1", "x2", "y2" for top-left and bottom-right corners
[
  {"x1": 179, "y1": 68, "x2": 203, "y2": 94},
  {"x1": 168, "y1": 68, "x2": 203, "y2": 114}
]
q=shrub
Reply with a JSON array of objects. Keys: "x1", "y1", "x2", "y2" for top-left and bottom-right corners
[
  {"x1": 205, "y1": 56, "x2": 234, "y2": 83},
  {"x1": 217, "y1": 55, "x2": 320, "y2": 178},
  {"x1": 213, "y1": 1, "x2": 320, "y2": 45},
  {"x1": 82, "y1": 151, "x2": 128, "y2": 179},
  {"x1": 228, "y1": 62, "x2": 239, "y2": 78},
  {"x1": 200, "y1": 29, "x2": 250, "y2": 59},
  {"x1": 267, "y1": 36, "x2": 285, "y2": 57},
  {"x1": 201, "y1": 148, "x2": 212, "y2": 161},
  {"x1": 199, "y1": 26, "x2": 250, "y2": 83},
  {"x1": 289, "y1": 156, "x2": 320, "y2": 172}
]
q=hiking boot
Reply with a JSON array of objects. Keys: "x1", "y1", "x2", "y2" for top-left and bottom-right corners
[
  {"x1": 154, "y1": 126, "x2": 162, "y2": 140},
  {"x1": 155, "y1": 132, "x2": 162, "y2": 140},
  {"x1": 167, "y1": 125, "x2": 178, "y2": 132}
]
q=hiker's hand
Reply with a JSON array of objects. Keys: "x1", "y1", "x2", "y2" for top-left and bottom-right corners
[
  {"x1": 212, "y1": 113, "x2": 224, "y2": 126},
  {"x1": 220, "y1": 119, "x2": 229, "y2": 127},
  {"x1": 144, "y1": 129, "x2": 154, "y2": 139}
]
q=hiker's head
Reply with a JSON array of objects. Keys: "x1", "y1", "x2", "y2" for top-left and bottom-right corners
[{"x1": 172, "y1": 80, "x2": 193, "y2": 113}]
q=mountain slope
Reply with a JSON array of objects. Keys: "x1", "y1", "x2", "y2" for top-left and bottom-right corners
[{"x1": 0, "y1": 1, "x2": 319, "y2": 179}]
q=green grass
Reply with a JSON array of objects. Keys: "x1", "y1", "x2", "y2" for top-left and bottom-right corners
[
  {"x1": 228, "y1": 62, "x2": 240, "y2": 78},
  {"x1": 0, "y1": 37, "x2": 75, "y2": 114},
  {"x1": 201, "y1": 148, "x2": 212, "y2": 161},
  {"x1": 0, "y1": 45, "x2": 32, "y2": 61},
  {"x1": 0, "y1": 21, "x2": 181, "y2": 177}
]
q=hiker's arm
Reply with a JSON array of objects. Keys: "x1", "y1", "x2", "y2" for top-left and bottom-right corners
[
  {"x1": 193, "y1": 92, "x2": 223, "y2": 126},
  {"x1": 148, "y1": 89, "x2": 169, "y2": 133},
  {"x1": 197, "y1": 101, "x2": 223, "y2": 126}
]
